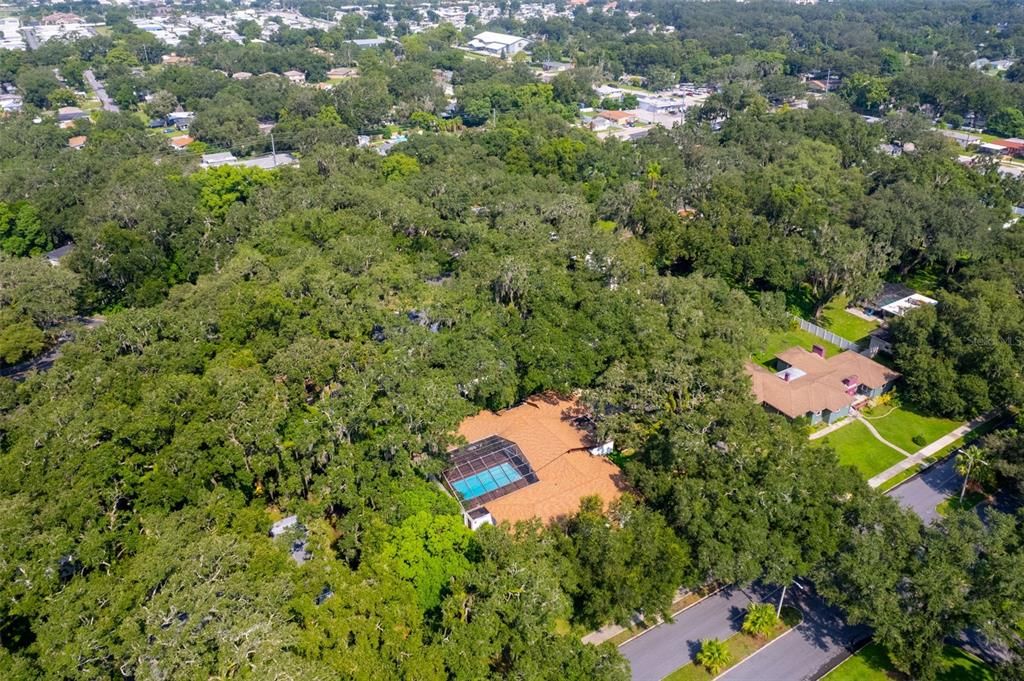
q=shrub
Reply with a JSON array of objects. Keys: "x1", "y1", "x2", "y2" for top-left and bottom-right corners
[
  {"x1": 912, "y1": 434, "x2": 927, "y2": 447},
  {"x1": 741, "y1": 602, "x2": 779, "y2": 639},
  {"x1": 696, "y1": 638, "x2": 733, "y2": 675}
]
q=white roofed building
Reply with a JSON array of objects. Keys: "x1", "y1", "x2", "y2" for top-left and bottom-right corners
[{"x1": 465, "y1": 31, "x2": 529, "y2": 59}]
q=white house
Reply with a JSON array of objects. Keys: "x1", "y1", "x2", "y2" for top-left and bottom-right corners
[{"x1": 465, "y1": 31, "x2": 529, "y2": 59}]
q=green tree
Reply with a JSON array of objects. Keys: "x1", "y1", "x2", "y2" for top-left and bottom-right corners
[{"x1": 987, "y1": 107, "x2": 1024, "y2": 138}]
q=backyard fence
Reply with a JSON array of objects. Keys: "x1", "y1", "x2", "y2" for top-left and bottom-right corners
[{"x1": 794, "y1": 316, "x2": 863, "y2": 352}]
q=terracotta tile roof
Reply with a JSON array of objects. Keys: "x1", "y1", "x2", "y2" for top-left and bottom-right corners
[
  {"x1": 746, "y1": 348, "x2": 900, "y2": 419},
  {"x1": 67, "y1": 135, "x2": 87, "y2": 148},
  {"x1": 596, "y1": 109, "x2": 636, "y2": 122},
  {"x1": 169, "y1": 135, "x2": 193, "y2": 148},
  {"x1": 454, "y1": 393, "x2": 624, "y2": 525}
]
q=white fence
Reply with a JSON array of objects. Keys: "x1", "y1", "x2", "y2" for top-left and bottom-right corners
[{"x1": 795, "y1": 316, "x2": 862, "y2": 352}]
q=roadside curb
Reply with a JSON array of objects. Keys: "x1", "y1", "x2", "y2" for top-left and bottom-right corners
[
  {"x1": 615, "y1": 584, "x2": 728, "y2": 648},
  {"x1": 817, "y1": 637, "x2": 874, "y2": 679},
  {"x1": 708, "y1": 618, "x2": 803, "y2": 681}
]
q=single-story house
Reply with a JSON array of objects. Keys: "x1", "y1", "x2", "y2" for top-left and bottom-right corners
[
  {"x1": 67, "y1": 135, "x2": 87, "y2": 150},
  {"x1": 56, "y1": 106, "x2": 88, "y2": 123},
  {"x1": 594, "y1": 84, "x2": 625, "y2": 100},
  {"x1": 283, "y1": 69, "x2": 306, "y2": 84},
  {"x1": 746, "y1": 346, "x2": 900, "y2": 425},
  {"x1": 167, "y1": 111, "x2": 194, "y2": 130},
  {"x1": 231, "y1": 71, "x2": 252, "y2": 80},
  {"x1": 595, "y1": 109, "x2": 637, "y2": 125},
  {"x1": 169, "y1": 134, "x2": 193, "y2": 150},
  {"x1": 465, "y1": 31, "x2": 529, "y2": 59},
  {"x1": 443, "y1": 394, "x2": 622, "y2": 528},
  {"x1": 200, "y1": 151, "x2": 236, "y2": 168},
  {"x1": 939, "y1": 129, "x2": 982, "y2": 148},
  {"x1": 346, "y1": 37, "x2": 389, "y2": 48},
  {"x1": 862, "y1": 282, "x2": 937, "y2": 319}
]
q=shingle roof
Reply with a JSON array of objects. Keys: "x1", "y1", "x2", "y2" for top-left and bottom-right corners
[{"x1": 746, "y1": 348, "x2": 900, "y2": 419}]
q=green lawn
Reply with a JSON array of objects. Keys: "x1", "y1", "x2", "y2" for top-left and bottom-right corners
[
  {"x1": 936, "y1": 491, "x2": 987, "y2": 517},
  {"x1": 825, "y1": 642, "x2": 994, "y2": 681},
  {"x1": 784, "y1": 291, "x2": 878, "y2": 343},
  {"x1": 860, "y1": 401, "x2": 961, "y2": 454},
  {"x1": 753, "y1": 327, "x2": 842, "y2": 367},
  {"x1": 817, "y1": 420, "x2": 905, "y2": 479}
]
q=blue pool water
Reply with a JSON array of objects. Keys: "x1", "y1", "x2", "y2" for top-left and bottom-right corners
[{"x1": 452, "y1": 462, "x2": 523, "y2": 501}]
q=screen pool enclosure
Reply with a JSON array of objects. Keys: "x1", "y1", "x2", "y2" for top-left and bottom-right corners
[{"x1": 443, "y1": 435, "x2": 538, "y2": 508}]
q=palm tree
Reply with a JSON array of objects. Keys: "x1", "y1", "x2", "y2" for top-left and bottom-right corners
[
  {"x1": 696, "y1": 638, "x2": 733, "y2": 675},
  {"x1": 955, "y1": 446, "x2": 988, "y2": 504},
  {"x1": 741, "y1": 602, "x2": 779, "y2": 639}
]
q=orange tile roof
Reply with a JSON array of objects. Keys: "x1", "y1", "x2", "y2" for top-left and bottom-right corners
[
  {"x1": 169, "y1": 135, "x2": 193, "y2": 148},
  {"x1": 596, "y1": 109, "x2": 636, "y2": 122},
  {"x1": 454, "y1": 394, "x2": 625, "y2": 525},
  {"x1": 745, "y1": 348, "x2": 900, "y2": 419},
  {"x1": 67, "y1": 135, "x2": 87, "y2": 148}
]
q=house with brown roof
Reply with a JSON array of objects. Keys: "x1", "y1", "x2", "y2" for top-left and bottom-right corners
[
  {"x1": 169, "y1": 135, "x2": 193, "y2": 150},
  {"x1": 67, "y1": 135, "x2": 87, "y2": 150},
  {"x1": 745, "y1": 346, "x2": 900, "y2": 425},
  {"x1": 444, "y1": 394, "x2": 622, "y2": 528},
  {"x1": 595, "y1": 109, "x2": 638, "y2": 125}
]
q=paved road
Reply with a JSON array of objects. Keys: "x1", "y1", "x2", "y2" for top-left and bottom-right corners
[
  {"x1": 888, "y1": 454, "x2": 962, "y2": 524},
  {"x1": 83, "y1": 69, "x2": 119, "y2": 112},
  {"x1": 620, "y1": 584, "x2": 777, "y2": 681},
  {"x1": 718, "y1": 588, "x2": 869, "y2": 681},
  {"x1": 619, "y1": 448, "x2": 1013, "y2": 681}
]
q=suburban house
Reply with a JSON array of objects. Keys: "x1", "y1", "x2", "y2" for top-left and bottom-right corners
[
  {"x1": 200, "y1": 151, "x2": 236, "y2": 168},
  {"x1": 67, "y1": 135, "x2": 87, "y2": 150},
  {"x1": 939, "y1": 129, "x2": 982, "y2": 148},
  {"x1": 595, "y1": 110, "x2": 638, "y2": 126},
  {"x1": 56, "y1": 106, "x2": 88, "y2": 123},
  {"x1": 746, "y1": 346, "x2": 900, "y2": 425},
  {"x1": 169, "y1": 134, "x2": 193, "y2": 150},
  {"x1": 861, "y1": 282, "x2": 937, "y2": 319},
  {"x1": 443, "y1": 394, "x2": 622, "y2": 529},
  {"x1": 283, "y1": 69, "x2": 306, "y2": 84},
  {"x1": 231, "y1": 71, "x2": 252, "y2": 80},
  {"x1": 464, "y1": 31, "x2": 530, "y2": 59}
]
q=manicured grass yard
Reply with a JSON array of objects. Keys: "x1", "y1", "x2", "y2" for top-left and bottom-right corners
[
  {"x1": 817, "y1": 420, "x2": 905, "y2": 479},
  {"x1": 817, "y1": 297, "x2": 879, "y2": 343},
  {"x1": 825, "y1": 642, "x2": 994, "y2": 681},
  {"x1": 753, "y1": 327, "x2": 841, "y2": 368},
  {"x1": 785, "y1": 291, "x2": 879, "y2": 343},
  {"x1": 861, "y1": 401, "x2": 961, "y2": 454}
]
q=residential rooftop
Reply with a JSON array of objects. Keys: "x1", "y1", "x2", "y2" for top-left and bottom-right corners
[{"x1": 446, "y1": 394, "x2": 623, "y2": 525}]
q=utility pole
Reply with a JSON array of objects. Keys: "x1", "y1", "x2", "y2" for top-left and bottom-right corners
[
  {"x1": 777, "y1": 584, "x2": 787, "y2": 618},
  {"x1": 270, "y1": 131, "x2": 277, "y2": 167}
]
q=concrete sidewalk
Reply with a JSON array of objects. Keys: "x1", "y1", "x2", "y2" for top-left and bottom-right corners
[{"x1": 867, "y1": 412, "x2": 995, "y2": 488}]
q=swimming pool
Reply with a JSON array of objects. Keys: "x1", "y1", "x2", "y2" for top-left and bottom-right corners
[{"x1": 451, "y1": 462, "x2": 523, "y2": 501}]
